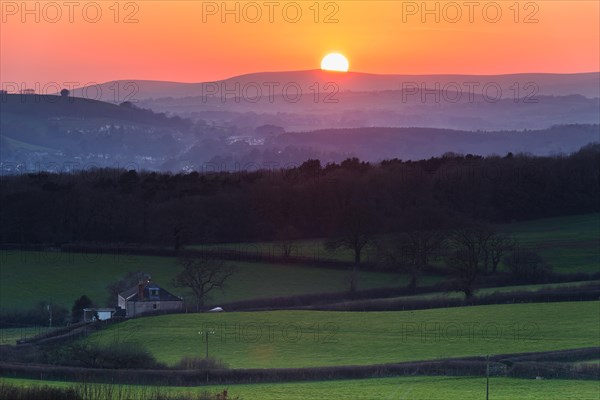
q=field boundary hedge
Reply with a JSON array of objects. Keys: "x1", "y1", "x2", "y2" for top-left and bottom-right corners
[
  {"x1": 0, "y1": 243, "x2": 376, "y2": 272},
  {"x1": 1, "y1": 347, "x2": 598, "y2": 385},
  {"x1": 308, "y1": 284, "x2": 600, "y2": 312}
]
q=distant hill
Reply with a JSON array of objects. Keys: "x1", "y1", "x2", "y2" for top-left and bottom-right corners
[
  {"x1": 60, "y1": 71, "x2": 600, "y2": 132},
  {"x1": 0, "y1": 94, "x2": 189, "y2": 128},
  {"x1": 0, "y1": 94, "x2": 195, "y2": 170},
  {"x1": 68, "y1": 71, "x2": 600, "y2": 102},
  {"x1": 270, "y1": 125, "x2": 600, "y2": 162},
  {"x1": 2, "y1": 93, "x2": 598, "y2": 172}
]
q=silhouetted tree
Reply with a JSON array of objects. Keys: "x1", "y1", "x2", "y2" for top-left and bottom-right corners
[
  {"x1": 276, "y1": 225, "x2": 301, "y2": 258},
  {"x1": 445, "y1": 224, "x2": 496, "y2": 298},
  {"x1": 377, "y1": 230, "x2": 445, "y2": 289},
  {"x1": 60, "y1": 88, "x2": 69, "y2": 97},
  {"x1": 71, "y1": 295, "x2": 93, "y2": 323},
  {"x1": 504, "y1": 248, "x2": 553, "y2": 282},
  {"x1": 325, "y1": 204, "x2": 377, "y2": 292},
  {"x1": 174, "y1": 257, "x2": 236, "y2": 311},
  {"x1": 105, "y1": 271, "x2": 149, "y2": 307},
  {"x1": 485, "y1": 233, "x2": 516, "y2": 273}
]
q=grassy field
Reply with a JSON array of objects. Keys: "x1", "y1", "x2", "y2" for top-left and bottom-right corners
[
  {"x1": 331, "y1": 280, "x2": 600, "y2": 306},
  {"x1": 1, "y1": 214, "x2": 597, "y2": 310},
  {"x1": 0, "y1": 251, "x2": 406, "y2": 310},
  {"x1": 188, "y1": 238, "x2": 361, "y2": 262},
  {"x1": 190, "y1": 213, "x2": 600, "y2": 273},
  {"x1": 82, "y1": 301, "x2": 599, "y2": 368},
  {"x1": 1, "y1": 376, "x2": 598, "y2": 400},
  {"x1": 501, "y1": 213, "x2": 599, "y2": 274},
  {"x1": 0, "y1": 326, "x2": 53, "y2": 345}
]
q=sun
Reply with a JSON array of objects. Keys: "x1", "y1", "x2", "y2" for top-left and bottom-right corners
[{"x1": 321, "y1": 53, "x2": 349, "y2": 72}]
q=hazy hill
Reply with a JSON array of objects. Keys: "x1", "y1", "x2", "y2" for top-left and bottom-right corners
[
  {"x1": 61, "y1": 71, "x2": 600, "y2": 132},
  {"x1": 0, "y1": 94, "x2": 196, "y2": 169},
  {"x1": 270, "y1": 125, "x2": 600, "y2": 162},
  {"x1": 0, "y1": 94, "x2": 189, "y2": 127},
  {"x1": 2, "y1": 94, "x2": 598, "y2": 172},
  {"x1": 69, "y1": 71, "x2": 600, "y2": 102}
]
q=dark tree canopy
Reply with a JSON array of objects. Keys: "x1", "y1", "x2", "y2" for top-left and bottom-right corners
[
  {"x1": 504, "y1": 248, "x2": 553, "y2": 281},
  {"x1": 445, "y1": 224, "x2": 497, "y2": 298},
  {"x1": 377, "y1": 230, "x2": 445, "y2": 289},
  {"x1": 106, "y1": 271, "x2": 149, "y2": 307},
  {"x1": 174, "y1": 257, "x2": 236, "y2": 311},
  {"x1": 71, "y1": 295, "x2": 93, "y2": 323},
  {"x1": 325, "y1": 202, "x2": 379, "y2": 292},
  {"x1": 0, "y1": 147, "x2": 598, "y2": 246}
]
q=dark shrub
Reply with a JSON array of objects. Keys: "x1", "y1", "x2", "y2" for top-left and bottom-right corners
[
  {"x1": 0, "y1": 382, "x2": 237, "y2": 400},
  {"x1": 71, "y1": 295, "x2": 94, "y2": 323},
  {"x1": 175, "y1": 356, "x2": 228, "y2": 370},
  {"x1": 0, "y1": 302, "x2": 69, "y2": 327},
  {"x1": 503, "y1": 249, "x2": 553, "y2": 282},
  {"x1": 0, "y1": 382, "x2": 80, "y2": 400},
  {"x1": 48, "y1": 341, "x2": 162, "y2": 369}
]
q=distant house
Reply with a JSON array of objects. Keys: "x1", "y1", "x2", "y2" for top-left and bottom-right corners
[
  {"x1": 118, "y1": 278, "x2": 183, "y2": 318},
  {"x1": 83, "y1": 308, "x2": 115, "y2": 322}
]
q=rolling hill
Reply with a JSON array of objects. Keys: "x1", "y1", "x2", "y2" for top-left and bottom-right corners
[{"x1": 69, "y1": 71, "x2": 600, "y2": 102}]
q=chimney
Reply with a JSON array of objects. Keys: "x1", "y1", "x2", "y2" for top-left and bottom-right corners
[{"x1": 138, "y1": 281, "x2": 145, "y2": 301}]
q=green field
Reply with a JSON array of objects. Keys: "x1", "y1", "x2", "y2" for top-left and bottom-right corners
[
  {"x1": 0, "y1": 251, "x2": 405, "y2": 310},
  {"x1": 0, "y1": 326, "x2": 53, "y2": 345},
  {"x1": 190, "y1": 213, "x2": 600, "y2": 273},
  {"x1": 82, "y1": 301, "x2": 599, "y2": 368},
  {"x1": 188, "y1": 238, "x2": 363, "y2": 262},
  {"x1": 501, "y1": 213, "x2": 599, "y2": 274},
  {"x1": 1, "y1": 375, "x2": 597, "y2": 400},
  {"x1": 330, "y1": 280, "x2": 600, "y2": 307},
  {"x1": 1, "y1": 214, "x2": 597, "y2": 311}
]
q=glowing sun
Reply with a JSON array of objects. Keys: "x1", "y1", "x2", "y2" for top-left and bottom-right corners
[{"x1": 321, "y1": 53, "x2": 349, "y2": 72}]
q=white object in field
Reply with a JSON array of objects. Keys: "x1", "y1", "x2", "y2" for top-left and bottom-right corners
[{"x1": 208, "y1": 307, "x2": 224, "y2": 312}]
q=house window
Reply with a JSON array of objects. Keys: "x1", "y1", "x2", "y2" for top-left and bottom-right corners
[{"x1": 153, "y1": 304, "x2": 157, "y2": 309}]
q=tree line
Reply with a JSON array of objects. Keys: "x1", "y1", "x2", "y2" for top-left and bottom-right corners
[{"x1": 1, "y1": 144, "x2": 597, "y2": 248}]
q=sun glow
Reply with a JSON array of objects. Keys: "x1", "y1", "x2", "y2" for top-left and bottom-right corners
[{"x1": 320, "y1": 53, "x2": 349, "y2": 72}]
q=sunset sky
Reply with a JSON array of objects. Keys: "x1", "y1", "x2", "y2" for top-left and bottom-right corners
[{"x1": 1, "y1": 1, "x2": 599, "y2": 87}]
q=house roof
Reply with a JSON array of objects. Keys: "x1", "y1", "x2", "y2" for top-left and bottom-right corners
[{"x1": 118, "y1": 282, "x2": 182, "y2": 302}]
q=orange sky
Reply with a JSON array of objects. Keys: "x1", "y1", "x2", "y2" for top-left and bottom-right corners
[{"x1": 1, "y1": 1, "x2": 599, "y2": 87}]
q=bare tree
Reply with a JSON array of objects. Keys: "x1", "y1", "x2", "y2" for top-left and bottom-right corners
[
  {"x1": 377, "y1": 230, "x2": 444, "y2": 289},
  {"x1": 485, "y1": 232, "x2": 516, "y2": 274},
  {"x1": 503, "y1": 248, "x2": 553, "y2": 281},
  {"x1": 325, "y1": 204, "x2": 376, "y2": 293},
  {"x1": 174, "y1": 257, "x2": 236, "y2": 311},
  {"x1": 276, "y1": 225, "x2": 301, "y2": 258},
  {"x1": 445, "y1": 224, "x2": 496, "y2": 299}
]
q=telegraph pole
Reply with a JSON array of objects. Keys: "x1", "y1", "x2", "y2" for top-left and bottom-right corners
[
  {"x1": 486, "y1": 354, "x2": 490, "y2": 400},
  {"x1": 47, "y1": 303, "x2": 52, "y2": 329},
  {"x1": 199, "y1": 329, "x2": 215, "y2": 384},
  {"x1": 199, "y1": 330, "x2": 215, "y2": 358},
  {"x1": 205, "y1": 330, "x2": 209, "y2": 358}
]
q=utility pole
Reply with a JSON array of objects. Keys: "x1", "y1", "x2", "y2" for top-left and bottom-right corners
[
  {"x1": 199, "y1": 329, "x2": 215, "y2": 384},
  {"x1": 47, "y1": 303, "x2": 52, "y2": 329},
  {"x1": 205, "y1": 330, "x2": 209, "y2": 358},
  {"x1": 199, "y1": 330, "x2": 215, "y2": 358},
  {"x1": 486, "y1": 354, "x2": 490, "y2": 400}
]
